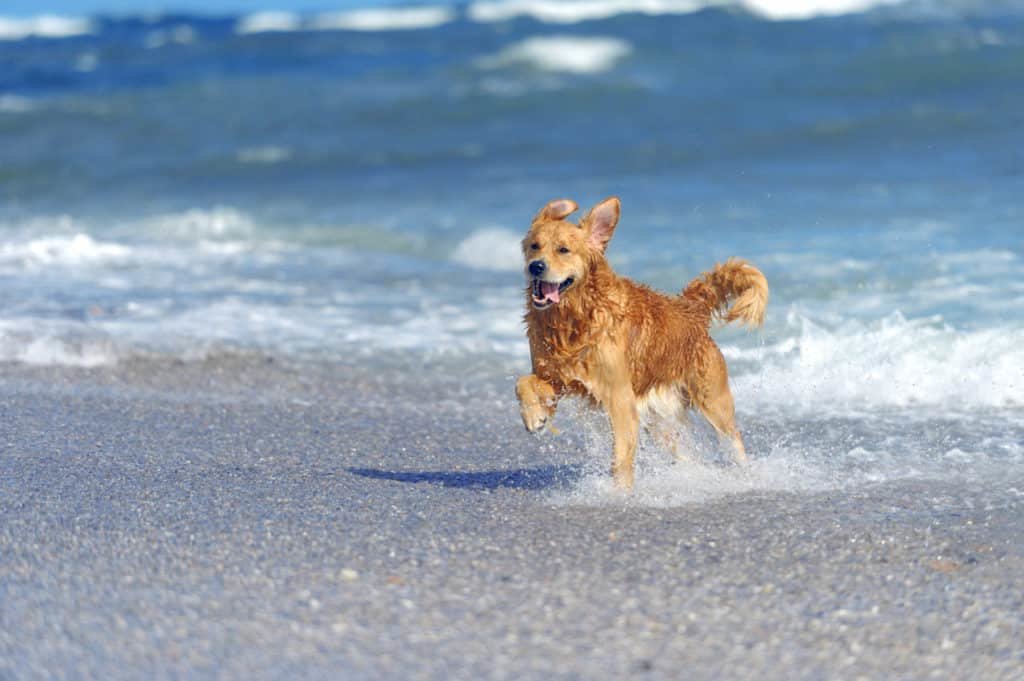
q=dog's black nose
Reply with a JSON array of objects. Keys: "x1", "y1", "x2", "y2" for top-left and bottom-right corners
[{"x1": 529, "y1": 260, "x2": 546, "y2": 277}]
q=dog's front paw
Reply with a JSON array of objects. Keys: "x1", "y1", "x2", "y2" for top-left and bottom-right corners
[
  {"x1": 520, "y1": 404, "x2": 549, "y2": 433},
  {"x1": 516, "y1": 375, "x2": 556, "y2": 434}
]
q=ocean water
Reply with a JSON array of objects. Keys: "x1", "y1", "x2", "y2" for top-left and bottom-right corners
[{"x1": 2, "y1": 0, "x2": 1022, "y2": 501}]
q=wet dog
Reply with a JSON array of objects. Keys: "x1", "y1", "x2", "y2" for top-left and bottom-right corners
[{"x1": 515, "y1": 197, "x2": 768, "y2": 489}]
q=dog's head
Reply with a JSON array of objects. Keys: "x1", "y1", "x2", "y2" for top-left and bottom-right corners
[{"x1": 522, "y1": 197, "x2": 620, "y2": 310}]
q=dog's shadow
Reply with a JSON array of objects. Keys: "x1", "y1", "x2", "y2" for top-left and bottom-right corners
[{"x1": 348, "y1": 464, "x2": 582, "y2": 491}]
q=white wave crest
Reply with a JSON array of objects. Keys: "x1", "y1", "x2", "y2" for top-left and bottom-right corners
[
  {"x1": 729, "y1": 310, "x2": 1024, "y2": 413},
  {"x1": 0, "y1": 233, "x2": 132, "y2": 270},
  {"x1": 740, "y1": 0, "x2": 905, "y2": 20},
  {"x1": 237, "y1": 7, "x2": 455, "y2": 35},
  {"x1": 235, "y1": 11, "x2": 302, "y2": 35},
  {"x1": 135, "y1": 206, "x2": 256, "y2": 240},
  {"x1": 0, "y1": 14, "x2": 94, "y2": 41},
  {"x1": 468, "y1": 0, "x2": 711, "y2": 24},
  {"x1": 469, "y1": 0, "x2": 915, "y2": 23},
  {"x1": 451, "y1": 228, "x2": 524, "y2": 272},
  {"x1": 311, "y1": 7, "x2": 456, "y2": 31},
  {"x1": 478, "y1": 35, "x2": 632, "y2": 74},
  {"x1": 0, "y1": 322, "x2": 118, "y2": 367}
]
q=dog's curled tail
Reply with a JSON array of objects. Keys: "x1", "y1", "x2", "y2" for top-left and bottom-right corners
[{"x1": 683, "y1": 258, "x2": 768, "y2": 328}]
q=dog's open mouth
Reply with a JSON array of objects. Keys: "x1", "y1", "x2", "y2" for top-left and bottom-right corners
[{"x1": 531, "y1": 277, "x2": 574, "y2": 309}]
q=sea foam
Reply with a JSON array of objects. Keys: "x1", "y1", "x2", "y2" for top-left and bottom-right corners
[
  {"x1": 741, "y1": 0, "x2": 905, "y2": 20},
  {"x1": 477, "y1": 35, "x2": 633, "y2": 74},
  {"x1": 728, "y1": 310, "x2": 1024, "y2": 414},
  {"x1": 0, "y1": 233, "x2": 132, "y2": 271},
  {"x1": 236, "y1": 7, "x2": 455, "y2": 34},
  {"x1": 468, "y1": 0, "x2": 916, "y2": 24},
  {"x1": 235, "y1": 11, "x2": 302, "y2": 35},
  {"x1": 468, "y1": 0, "x2": 712, "y2": 24},
  {"x1": 452, "y1": 228, "x2": 525, "y2": 272},
  {"x1": 0, "y1": 321, "x2": 118, "y2": 367},
  {"x1": 0, "y1": 15, "x2": 94, "y2": 41},
  {"x1": 310, "y1": 7, "x2": 456, "y2": 31}
]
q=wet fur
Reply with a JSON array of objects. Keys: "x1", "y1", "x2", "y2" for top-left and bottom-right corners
[{"x1": 515, "y1": 197, "x2": 768, "y2": 489}]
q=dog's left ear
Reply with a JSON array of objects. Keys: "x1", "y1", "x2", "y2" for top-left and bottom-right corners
[
  {"x1": 584, "y1": 197, "x2": 621, "y2": 252},
  {"x1": 534, "y1": 198, "x2": 578, "y2": 223}
]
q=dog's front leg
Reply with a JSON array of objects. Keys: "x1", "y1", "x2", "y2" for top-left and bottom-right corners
[{"x1": 515, "y1": 375, "x2": 558, "y2": 433}]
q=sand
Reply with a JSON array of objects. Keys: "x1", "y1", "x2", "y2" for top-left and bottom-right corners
[{"x1": 1, "y1": 356, "x2": 1022, "y2": 680}]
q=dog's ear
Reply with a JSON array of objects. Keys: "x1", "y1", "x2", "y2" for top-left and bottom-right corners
[
  {"x1": 585, "y1": 197, "x2": 621, "y2": 252},
  {"x1": 534, "y1": 198, "x2": 578, "y2": 223}
]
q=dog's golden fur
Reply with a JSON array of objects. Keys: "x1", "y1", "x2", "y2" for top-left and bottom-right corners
[{"x1": 515, "y1": 197, "x2": 768, "y2": 489}]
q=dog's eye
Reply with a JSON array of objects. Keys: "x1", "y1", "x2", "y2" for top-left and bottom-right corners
[
  {"x1": 530, "y1": 243, "x2": 540, "y2": 250},
  {"x1": 558, "y1": 246, "x2": 570, "y2": 254}
]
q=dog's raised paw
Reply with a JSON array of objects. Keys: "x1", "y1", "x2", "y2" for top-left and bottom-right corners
[{"x1": 520, "y1": 408, "x2": 548, "y2": 433}]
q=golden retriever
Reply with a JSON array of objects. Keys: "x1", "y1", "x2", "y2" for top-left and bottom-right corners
[{"x1": 515, "y1": 197, "x2": 768, "y2": 489}]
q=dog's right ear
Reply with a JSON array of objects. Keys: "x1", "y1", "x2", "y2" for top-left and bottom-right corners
[
  {"x1": 584, "y1": 197, "x2": 621, "y2": 253},
  {"x1": 534, "y1": 199, "x2": 578, "y2": 223}
]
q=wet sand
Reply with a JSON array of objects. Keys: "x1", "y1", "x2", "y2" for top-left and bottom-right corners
[{"x1": 1, "y1": 357, "x2": 1022, "y2": 680}]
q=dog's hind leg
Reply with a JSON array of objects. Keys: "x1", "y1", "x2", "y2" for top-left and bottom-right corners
[
  {"x1": 691, "y1": 354, "x2": 748, "y2": 465},
  {"x1": 694, "y1": 385, "x2": 747, "y2": 465}
]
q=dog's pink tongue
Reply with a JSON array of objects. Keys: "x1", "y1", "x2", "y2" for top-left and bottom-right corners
[{"x1": 540, "y1": 281, "x2": 560, "y2": 303}]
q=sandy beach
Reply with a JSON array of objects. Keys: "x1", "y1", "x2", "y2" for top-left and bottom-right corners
[{"x1": 2, "y1": 356, "x2": 1022, "y2": 680}]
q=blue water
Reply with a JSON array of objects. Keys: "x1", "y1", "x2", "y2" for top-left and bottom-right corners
[{"x1": 1, "y1": 1, "x2": 1022, "y2": 437}]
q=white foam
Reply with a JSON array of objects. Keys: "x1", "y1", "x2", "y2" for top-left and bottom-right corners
[
  {"x1": 468, "y1": 0, "x2": 916, "y2": 23},
  {"x1": 451, "y1": 228, "x2": 524, "y2": 272},
  {"x1": 0, "y1": 15, "x2": 94, "y2": 41},
  {"x1": 235, "y1": 11, "x2": 302, "y2": 35},
  {"x1": 0, "y1": 233, "x2": 132, "y2": 270},
  {"x1": 477, "y1": 35, "x2": 632, "y2": 74},
  {"x1": 311, "y1": 7, "x2": 456, "y2": 32},
  {"x1": 0, "y1": 322, "x2": 118, "y2": 367},
  {"x1": 468, "y1": 0, "x2": 711, "y2": 24},
  {"x1": 559, "y1": 456, "x2": 829, "y2": 507},
  {"x1": 546, "y1": 385, "x2": 1024, "y2": 508},
  {"x1": 740, "y1": 0, "x2": 905, "y2": 20},
  {"x1": 729, "y1": 310, "x2": 1024, "y2": 414},
  {"x1": 134, "y1": 206, "x2": 256, "y2": 241}
]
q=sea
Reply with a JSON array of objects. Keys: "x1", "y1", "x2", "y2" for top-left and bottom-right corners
[{"x1": 2, "y1": 0, "x2": 1022, "y2": 504}]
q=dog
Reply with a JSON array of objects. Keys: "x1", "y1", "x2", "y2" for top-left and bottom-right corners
[{"x1": 515, "y1": 197, "x2": 768, "y2": 489}]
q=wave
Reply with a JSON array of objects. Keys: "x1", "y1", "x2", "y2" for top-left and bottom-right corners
[
  {"x1": 131, "y1": 206, "x2": 257, "y2": 241},
  {"x1": 466, "y1": 0, "x2": 916, "y2": 23},
  {"x1": 0, "y1": 14, "x2": 94, "y2": 41},
  {"x1": 468, "y1": 0, "x2": 715, "y2": 23},
  {"x1": 0, "y1": 233, "x2": 132, "y2": 271},
  {"x1": 451, "y1": 228, "x2": 525, "y2": 271},
  {"x1": 310, "y1": 7, "x2": 456, "y2": 31},
  {"x1": 0, "y1": 320, "x2": 119, "y2": 367},
  {"x1": 728, "y1": 310, "x2": 1024, "y2": 414},
  {"x1": 236, "y1": 7, "x2": 455, "y2": 35},
  {"x1": 477, "y1": 35, "x2": 633, "y2": 73},
  {"x1": 234, "y1": 11, "x2": 302, "y2": 34},
  {"x1": 741, "y1": 0, "x2": 905, "y2": 20}
]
